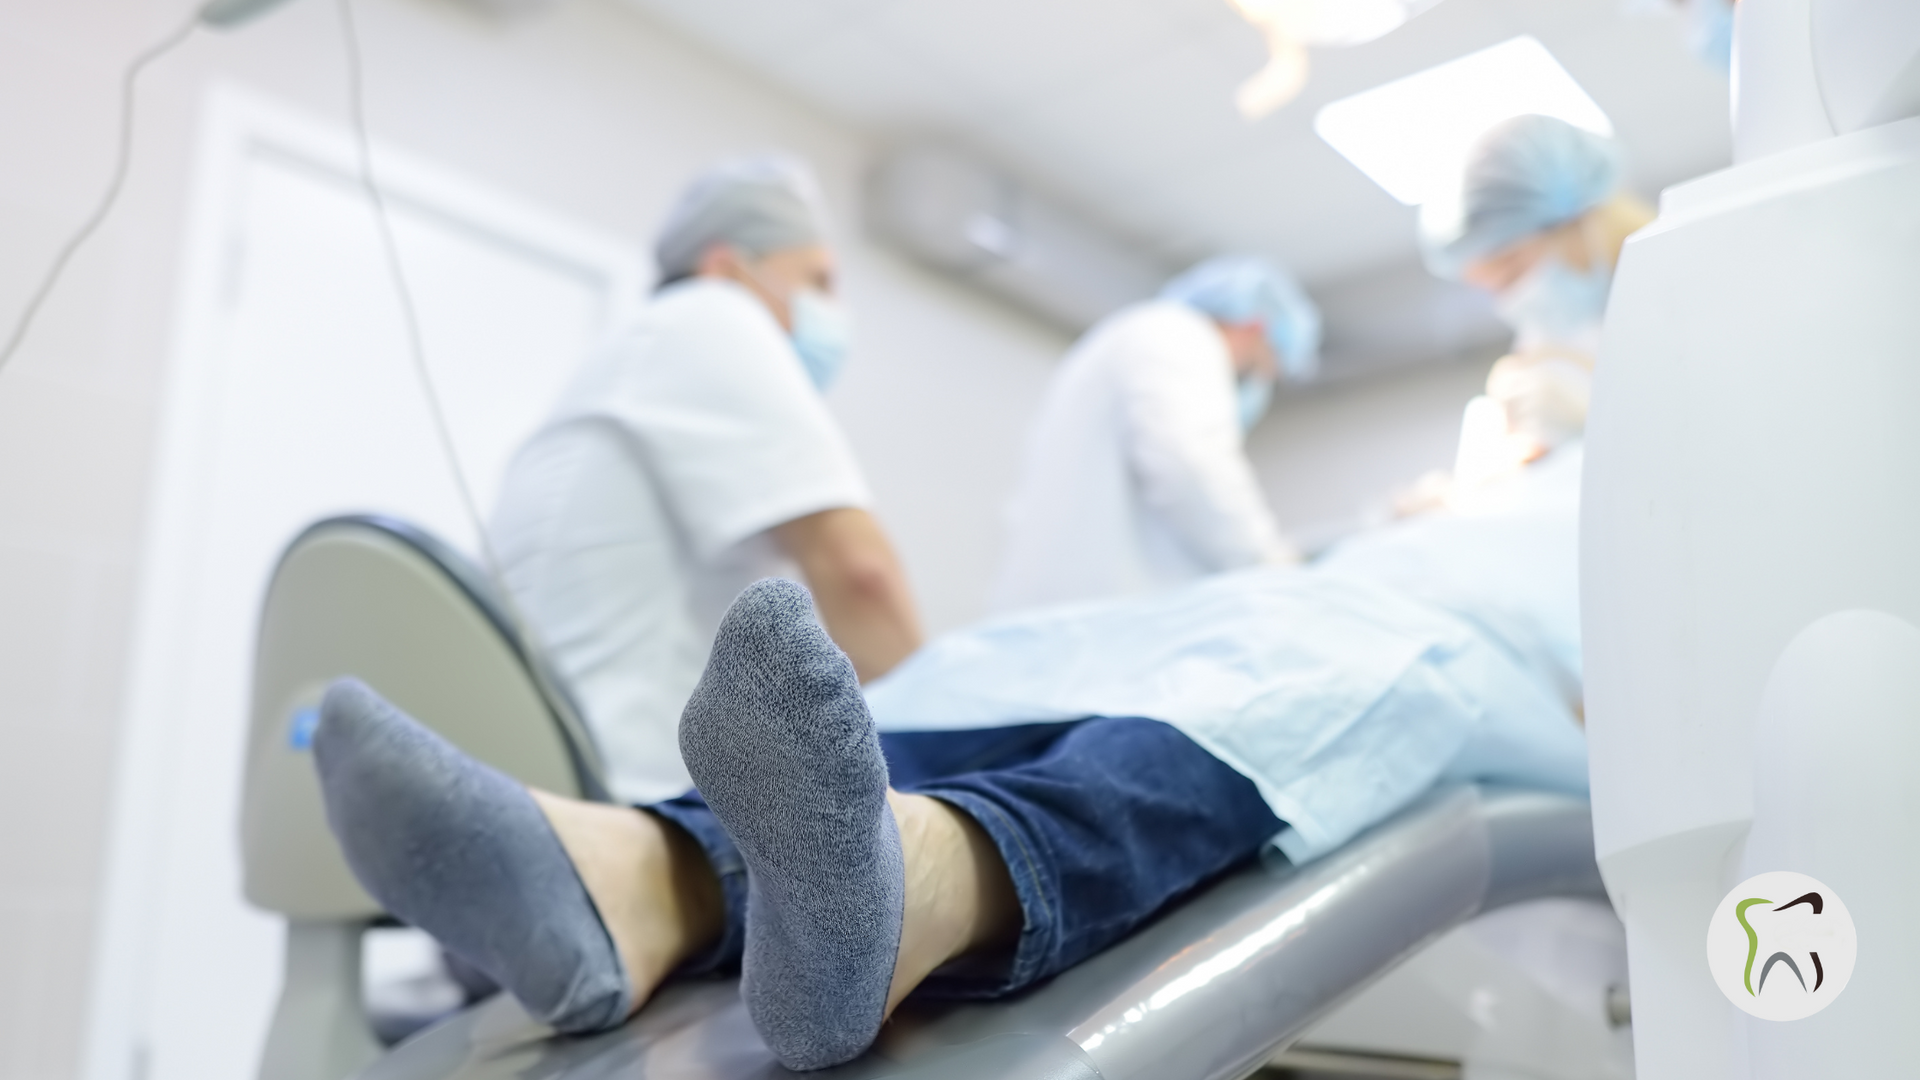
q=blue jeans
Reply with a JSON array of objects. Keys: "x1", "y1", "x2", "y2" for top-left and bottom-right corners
[{"x1": 650, "y1": 717, "x2": 1284, "y2": 998}]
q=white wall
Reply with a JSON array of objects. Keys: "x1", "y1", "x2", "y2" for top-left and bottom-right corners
[{"x1": 1249, "y1": 356, "x2": 1499, "y2": 552}]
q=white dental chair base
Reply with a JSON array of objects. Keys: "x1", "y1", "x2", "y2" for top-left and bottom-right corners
[{"x1": 260, "y1": 920, "x2": 384, "y2": 1080}]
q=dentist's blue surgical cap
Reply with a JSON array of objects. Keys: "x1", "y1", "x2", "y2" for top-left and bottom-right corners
[
  {"x1": 1419, "y1": 115, "x2": 1622, "y2": 280},
  {"x1": 655, "y1": 154, "x2": 828, "y2": 282},
  {"x1": 1160, "y1": 255, "x2": 1323, "y2": 383}
]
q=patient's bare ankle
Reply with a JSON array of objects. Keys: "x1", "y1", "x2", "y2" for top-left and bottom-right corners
[
  {"x1": 530, "y1": 790, "x2": 723, "y2": 1013},
  {"x1": 884, "y1": 791, "x2": 1019, "y2": 1016}
]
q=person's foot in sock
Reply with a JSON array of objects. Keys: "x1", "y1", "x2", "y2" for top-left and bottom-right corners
[
  {"x1": 679, "y1": 579, "x2": 1020, "y2": 1071},
  {"x1": 313, "y1": 678, "x2": 721, "y2": 1033}
]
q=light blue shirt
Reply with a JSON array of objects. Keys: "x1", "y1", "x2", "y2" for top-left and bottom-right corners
[{"x1": 867, "y1": 447, "x2": 1589, "y2": 863}]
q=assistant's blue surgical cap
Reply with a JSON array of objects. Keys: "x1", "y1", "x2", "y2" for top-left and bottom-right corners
[
  {"x1": 1419, "y1": 115, "x2": 1622, "y2": 280},
  {"x1": 1160, "y1": 255, "x2": 1323, "y2": 383},
  {"x1": 654, "y1": 154, "x2": 829, "y2": 281}
]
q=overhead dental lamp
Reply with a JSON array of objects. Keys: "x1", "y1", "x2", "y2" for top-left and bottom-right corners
[
  {"x1": 1227, "y1": 0, "x2": 1445, "y2": 118},
  {"x1": 199, "y1": 0, "x2": 301, "y2": 28}
]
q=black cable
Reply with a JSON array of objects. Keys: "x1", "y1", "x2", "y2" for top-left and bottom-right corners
[
  {"x1": 0, "y1": 12, "x2": 200, "y2": 376},
  {"x1": 336, "y1": 0, "x2": 493, "y2": 560},
  {"x1": 0, "y1": 0, "x2": 600, "y2": 779},
  {"x1": 337, "y1": 0, "x2": 606, "y2": 786}
]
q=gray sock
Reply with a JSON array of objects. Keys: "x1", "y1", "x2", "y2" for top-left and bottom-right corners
[
  {"x1": 679, "y1": 579, "x2": 904, "y2": 1071},
  {"x1": 312, "y1": 677, "x2": 632, "y2": 1033}
]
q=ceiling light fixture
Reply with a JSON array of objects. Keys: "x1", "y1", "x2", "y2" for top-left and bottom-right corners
[
  {"x1": 1228, "y1": 0, "x2": 1445, "y2": 119},
  {"x1": 1312, "y1": 35, "x2": 1613, "y2": 205}
]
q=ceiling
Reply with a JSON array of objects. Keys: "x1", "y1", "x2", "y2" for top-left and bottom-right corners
[{"x1": 618, "y1": 0, "x2": 1735, "y2": 373}]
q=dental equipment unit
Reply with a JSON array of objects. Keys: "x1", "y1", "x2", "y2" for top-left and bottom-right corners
[{"x1": 1583, "y1": 0, "x2": 1920, "y2": 1075}]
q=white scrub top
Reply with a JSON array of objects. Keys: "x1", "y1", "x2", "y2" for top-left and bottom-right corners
[
  {"x1": 490, "y1": 278, "x2": 872, "y2": 804},
  {"x1": 868, "y1": 449, "x2": 1588, "y2": 864},
  {"x1": 991, "y1": 301, "x2": 1297, "y2": 613}
]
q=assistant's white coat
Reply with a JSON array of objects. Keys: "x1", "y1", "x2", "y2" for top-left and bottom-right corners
[{"x1": 993, "y1": 301, "x2": 1295, "y2": 613}]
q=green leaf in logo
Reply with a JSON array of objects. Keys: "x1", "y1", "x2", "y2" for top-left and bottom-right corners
[{"x1": 1737, "y1": 898, "x2": 1773, "y2": 996}]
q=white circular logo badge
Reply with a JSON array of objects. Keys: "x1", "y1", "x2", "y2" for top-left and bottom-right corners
[{"x1": 1707, "y1": 871, "x2": 1857, "y2": 1021}]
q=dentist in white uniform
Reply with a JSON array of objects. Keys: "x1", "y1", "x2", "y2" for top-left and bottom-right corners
[
  {"x1": 489, "y1": 155, "x2": 923, "y2": 804},
  {"x1": 992, "y1": 256, "x2": 1321, "y2": 613}
]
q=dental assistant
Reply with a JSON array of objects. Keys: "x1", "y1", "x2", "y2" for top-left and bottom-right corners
[
  {"x1": 488, "y1": 155, "x2": 923, "y2": 805},
  {"x1": 992, "y1": 256, "x2": 1320, "y2": 613},
  {"x1": 1421, "y1": 115, "x2": 1654, "y2": 457}
]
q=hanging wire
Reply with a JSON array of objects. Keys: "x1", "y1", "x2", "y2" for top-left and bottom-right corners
[
  {"x1": 0, "y1": 0, "x2": 602, "y2": 784},
  {"x1": 0, "y1": 12, "x2": 201, "y2": 376},
  {"x1": 335, "y1": 0, "x2": 501, "y2": 575},
  {"x1": 336, "y1": 0, "x2": 607, "y2": 790}
]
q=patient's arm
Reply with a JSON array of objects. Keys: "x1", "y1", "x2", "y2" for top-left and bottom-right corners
[{"x1": 775, "y1": 507, "x2": 923, "y2": 680}]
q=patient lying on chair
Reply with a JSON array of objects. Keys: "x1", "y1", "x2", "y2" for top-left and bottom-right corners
[{"x1": 313, "y1": 446, "x2": 1590, "y2": 1072}]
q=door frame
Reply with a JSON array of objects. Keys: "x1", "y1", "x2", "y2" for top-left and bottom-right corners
[{"x1": 82, "y1": 81, "x2": 642, "y2": 1080}]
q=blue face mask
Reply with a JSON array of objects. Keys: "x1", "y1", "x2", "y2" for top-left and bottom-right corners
[
  {"x1": 1494, "y1": 255, "x2": 1612, "y2": 347},
  {"x1": 1236, "y1": 376, "x2": 1274, "y2": 435},
  {"x1": 789, "y1": 288, "x2": 852, "y2": 391},
  {"x1": 1686, "y1": 0, "x2": 1735, "y2": 74}
]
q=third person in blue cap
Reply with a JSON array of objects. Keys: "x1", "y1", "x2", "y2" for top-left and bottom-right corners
[{"x1": 992, "y1": 255, "x2": 1320, "y2": 613}]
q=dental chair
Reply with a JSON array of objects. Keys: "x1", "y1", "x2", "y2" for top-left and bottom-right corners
[
  {"x1": 357, "y1": 785, "x2": 1605, "y2": 1080},
  {"x1": 240, "y1": 515, "x2": 1611, "y2": 1080}
]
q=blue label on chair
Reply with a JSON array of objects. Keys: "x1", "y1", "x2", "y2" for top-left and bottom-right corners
[{"x1": 288, "y1": 706, "x2": 320, "y2": 751}]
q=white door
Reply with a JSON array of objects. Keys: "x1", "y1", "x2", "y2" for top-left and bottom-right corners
[{"x1": 86, "y1": 88, "x2": 640, "y2": 1080}]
